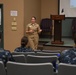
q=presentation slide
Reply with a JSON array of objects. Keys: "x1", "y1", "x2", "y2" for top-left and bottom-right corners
[
  {"x1": 70, "y1": 0, "x2": 76, "y2": 8},
  {"x1": 59, "y1": 0, "x2": 76, "y2": 17}
]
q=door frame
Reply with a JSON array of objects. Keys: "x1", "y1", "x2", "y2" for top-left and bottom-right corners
[{"x1": 0, "y1": 4, "x2": 4, "y2": 48}]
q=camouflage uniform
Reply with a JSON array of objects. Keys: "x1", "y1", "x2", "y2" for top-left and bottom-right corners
[{"x1": 60, "y1": 48, "x2": 76, "y2": 64}]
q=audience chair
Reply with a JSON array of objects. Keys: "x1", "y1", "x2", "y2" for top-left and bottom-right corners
[
  {"x1": 7, "y1": 61, "x2": 54, "y2": 75},
  {"x1": 12, "y1": 52, "x2": 35, "y2": 55},
  {"x1": 0, "y1": 61, "x2": 6, "y2": 75},
  {"x1": 27, "y1": 55, "x2": 58, "y2": 72},
  {"x1": 13, "y1": 55, "x2": 26, "y2": 63},
  {"x1": 27, "y1": 55, "x2": 58, "y2": 63},
  {"x1": 12, "y1": 52, "x2": 24, "y2": 55},
  {"x1": 58, "y1": 63, "x2": 76, "y2": 75},
  {"x1": 41, "y1": 50, "x2": 61, "y2": 53},
  {"x1": 12, "y1": 52, "x2": 36, "y2": 58},
  {"x1": 36, "y1": 52, "x2": 60, "y2": 56}
]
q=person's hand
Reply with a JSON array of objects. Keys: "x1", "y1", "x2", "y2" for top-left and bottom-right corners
[
  {"x1": 38, "y1": 29, "x2": 42, "y2": 33},
  {"x1": 39, "y1": 29, "x2": 42, "y2": 33},
  {"x1": 29, "y1": 30, "x2": 34, "y2": 33}
]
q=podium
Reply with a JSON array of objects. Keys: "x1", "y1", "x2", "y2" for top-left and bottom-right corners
[{"x1": 51, "y1": 15, "x2": 65, "y2": 44}]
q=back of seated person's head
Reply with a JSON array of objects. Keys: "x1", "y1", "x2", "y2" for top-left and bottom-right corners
[{"x1": 21, "y1": 36, "x2": 28, "y2": 47}]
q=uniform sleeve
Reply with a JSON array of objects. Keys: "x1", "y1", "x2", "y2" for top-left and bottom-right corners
[
  {"x1": 25, "y1": 25, "x2": 29, "y2": 32},
  {"x1": 37, "y1": 24, "x2": 42, "y2": 33},
  {"x1": 25, "y1": 24, "x2": 31, "y2": 34}
]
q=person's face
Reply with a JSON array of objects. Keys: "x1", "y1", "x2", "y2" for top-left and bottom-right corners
[{"x1": 31, "y1": 17, "x2": 36, "y2": 24}]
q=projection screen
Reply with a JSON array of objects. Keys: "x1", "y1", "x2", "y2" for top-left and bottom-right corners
[{"x1": 59, "y1": 0, "x2": 76, "y2": 17}]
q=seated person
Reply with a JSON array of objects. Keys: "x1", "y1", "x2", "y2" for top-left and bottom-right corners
[
  {"x1": 0, "y1": 49, "x2": 14, "y2": 67},
  {"x1": 14, "y1": 36, "x2": 33, "y2": 52},
  {"x1": 59, "y1": 48, "x2": 76, "y2": 64}
]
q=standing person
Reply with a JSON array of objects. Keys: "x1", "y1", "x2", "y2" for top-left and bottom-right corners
[
  {"x1": 26, "y1": 16, "x2": 42, "y2": 50},
  {"x1": 72, "y1": 18, "x2": 76, "y2": 47}
]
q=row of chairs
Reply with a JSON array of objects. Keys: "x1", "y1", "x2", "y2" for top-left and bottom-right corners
[
  {"x1": 13, "y1": 49, "x2": 61, "y2": 52},
  {"x1": 12, "y1": 51, "x2": 59, "y2": 63},
  {"x1": 1, "y1": 61, "x2": 76, "y2": 75},
  {"x1": 12, "y1": 54, "x2": 58, "y2": 71},
  {"x1": 12, "y1": 51, "x2": 61, "y2": 72},
  {"x1": 12, "y1": 50, "x2": 61, "y2": 56}
]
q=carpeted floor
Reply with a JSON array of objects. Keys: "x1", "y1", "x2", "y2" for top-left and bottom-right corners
[{"x1": 39, "y1": 38, "x2": 74, "y2": 48}]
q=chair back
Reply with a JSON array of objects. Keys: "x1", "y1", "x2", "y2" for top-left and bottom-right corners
[
  {"x1": 7, "y1": 61, "x2": 54, "y2": 75},
  {"x1": 41, "y1": 50, "x2": 61, "y2": 53},
  {"x1": 58, "y1": 63, "x2": 76, "y2": 75},
  {"x1": 36, "y1": 52, "x2": 60, "y2": 56},
  {"x1": 27, "y1": 55, "x2": 58, "y2": 63},
  {"x1": 13, "y1": 55, "x2": 26, "y2": 63},
  {"x1": 12, "y1": 52, "x2": 35, "y2": 55},
  {"x1": 0, "y1": 61, "x2": 6, "y2": 75}
]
